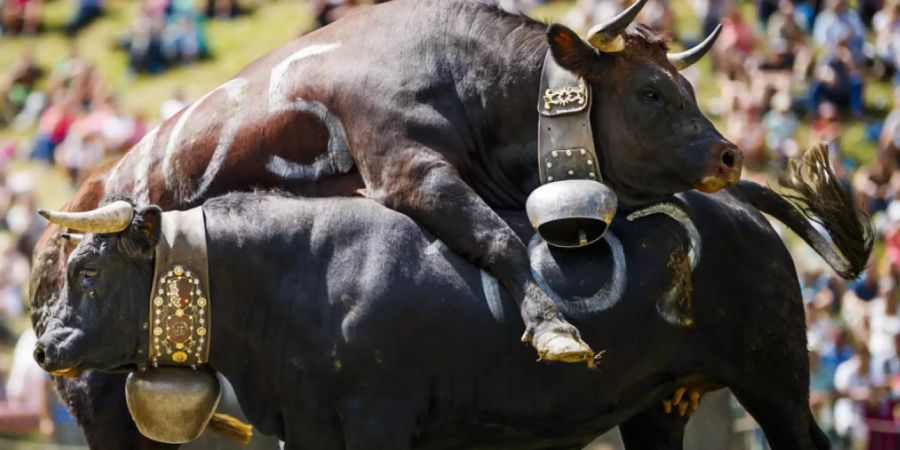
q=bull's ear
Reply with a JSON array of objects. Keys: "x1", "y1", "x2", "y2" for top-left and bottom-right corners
[
  {"x1": 547, "y1": 24, "x2": 600, "y2": 77},
  {"x1": 119, "y1": 206, "x2": 161, "y2": 260}
]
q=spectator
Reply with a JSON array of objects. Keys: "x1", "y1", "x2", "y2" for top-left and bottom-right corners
[
  {"x1": 160, "y1": 87, "x2": 188, "y2": 120},
  {"x1": 65, "y1": 0, "x2": 103, "y2": 35},
  {"x1": 0, "y1": 48, "x2": 44, "y2": 127},
  {"x1": 811, "y1": 102, "x2": 844, "y2": 144},
  {"x1": 868, "y1": 277, "x2": 900, "y2": 363},
  {"x1": 809, "y1": 45, "x2": 865, "y2": 118},
  {"x1": 162, "y1": 15, "x2": 203, "y2": 64},
  {"x1": 205, "y1": 0, "x2": 238, "y2": 19},
  {"x1": 763, "y1": 93, "x2": 799, "y2": 165},
  {"x1": 55, "y1": 110, "x2": 105, "y2": 186},
  {"x1": 853, "y1": 150, "x2": 895, "y2": 215},
  {"x1": 834, "y1": 343, "x2": 881, "y2": 449},
  {"x1": 312, "y1": 0, "x2": 364, "y2": 29},
  {"x1": 872, "y1": 0, "x2": 900, "y2": 84},
  {"x1": 765, "y1": 0, "x2": 812, "y2": 78},
  {"x1": 1, "y1": 0, "x2": 40, "y2": 35},
  {"x1": 813, "y1": 0, "x2": 867, "y2": 61},
  {"x1": 0, "y1": 237, "x2": 27, "y2": 319},
  {"x1": 881, "y1": 88, "x2": 900, "y2": 155},
  {"x1": 124, "y1": 12, "x2": 166, "y2": 75},
  {"x1": 28, "y1": 93, "x2": 77, "y2": 164},
  {"x1": 810, "y1": 342, "x2": 837, "y2": 441},
  {"x1": 0, "y1": 330, "x2": 51, "y2": 435},
  {"x1": 716, "y1": 4, "x2": 757, "y2": 83}
]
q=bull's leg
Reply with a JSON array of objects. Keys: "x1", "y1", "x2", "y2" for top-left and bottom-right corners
[
  {"x1": 371, "y1": 159, "x2": 593, "y2": 363},
  {"x1": 729, "y1": 386, "x2": 829, "y2": 450},
  {"x1": 619, "y1": 403, "x2": 686, "y2": 450}
]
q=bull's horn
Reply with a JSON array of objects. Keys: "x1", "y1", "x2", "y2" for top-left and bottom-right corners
[
  {"x1": 586, "y1": 0, "x2": 648, "y2": 53},
  {"x1": 667, "y1": 24, "x2": 722, "y2": 70},
  {"x1": 38, "y1": 201, "x2": 134, "y2": 234}
]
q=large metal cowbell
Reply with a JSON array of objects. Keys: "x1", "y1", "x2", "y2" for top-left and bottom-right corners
[{"x1": 526, "y1": 51, "x2": 618, "y2": 248}]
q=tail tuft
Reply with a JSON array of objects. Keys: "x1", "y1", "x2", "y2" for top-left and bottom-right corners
[
  {"x1": 208, "y1": 412, "x2": 253, "y2": 446},
  {"x1": 776, "y1": 143, "x2": 874, "y2": 278}
]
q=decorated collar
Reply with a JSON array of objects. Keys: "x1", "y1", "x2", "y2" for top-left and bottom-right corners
[{"x1": 143, "y1": 207, "x2": 211, "y2": 369}]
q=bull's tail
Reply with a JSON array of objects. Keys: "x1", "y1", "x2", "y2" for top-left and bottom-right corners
[
  {"x1": 208, "y1": 413, "x2": 253, "y2": 445},
  {"x1": 731, "y1": 143, "x2": 874, "y2": 280}
]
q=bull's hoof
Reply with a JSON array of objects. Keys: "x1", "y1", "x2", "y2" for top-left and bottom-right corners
[
  {"x1": 532, "y1": 329, "x2": 594, "y2": 364},
  {"x1": 662, "y1": 387, "x2": 702, "y2": 417}
]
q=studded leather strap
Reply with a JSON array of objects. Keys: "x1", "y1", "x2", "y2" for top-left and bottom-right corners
[{"x1": 537, "y1": 51, "x2": 603, "y2": 184}]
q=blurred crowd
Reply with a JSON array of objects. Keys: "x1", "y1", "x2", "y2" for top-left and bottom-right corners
[
  {"x1": 2, "y1": 42, "x2": 150, "y2": 188},
  {"x1": 0, "y1": 152, "x2": 84, "y2": 445},
  {"x1": 119, "y1": 0, "x2": 219, "y2": 75},
  {"x1": 3, "y1": 0, "x2": 900, "y2": 448}
]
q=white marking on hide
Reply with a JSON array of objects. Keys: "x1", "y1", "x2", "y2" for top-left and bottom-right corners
[
  {"x1": 480, "y1": 270, "x2": 504, "y2": 322},
  {"x1": 628, "y1": 202, "x2": 701, "y2": 327},
  {"x1": 627, "y1": 203, "x2": 701, "y2": 269},
  {"x1": 268, "y1": 43, "x2": 340, "y2": 111},
  {"x1": 104, "y1": 153, "x2": 127, "y2": 192},
  {"x1": 186, "y1": 78, "x2": 250, "y2": 203},
  {"x1": 266, "y1": 43, "x2": 353, "y2": 180},
  {"x1": 131, "y1": 128, "x2": 159, "y2": 205},
  {"x1": 528, "y1": 232, "x2": 626, "y2": 316},
  {"x1": 423, "y1": 239, "x2": 448, "y2": 256},
  {"x1": 162, "y1": 78, "x2": 248, "y2": 201}
]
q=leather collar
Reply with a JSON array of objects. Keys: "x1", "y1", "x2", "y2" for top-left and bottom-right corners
[{"x1": 537, "y1": 51, "x2": 602, "y2": 184}]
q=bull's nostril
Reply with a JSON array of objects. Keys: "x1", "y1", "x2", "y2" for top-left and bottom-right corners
[
  {"x1": 33, "y1": 347, "x2": 47, "y2": 366},
  {"x1": 722, "y1": 150, "x2": 736, "y2": 169}
]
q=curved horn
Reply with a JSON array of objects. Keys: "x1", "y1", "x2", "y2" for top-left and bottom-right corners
[
  {"x1": 38, "y1": 201, "x2": 134, "y2": 234},
  {"x1": 586, "y1": 0, "x2": 648, "y2": 52},
  {"x1": 667, "y1": 24, "x2": 722, "y2": 70}
]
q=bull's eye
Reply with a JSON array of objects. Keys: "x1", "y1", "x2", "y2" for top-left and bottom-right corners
[
  {"x1": 641, "y1": 89, "x2": 661, "y2": 103},
  {"x1": 80, "y1": 268, "x2": 98, "y2": 293}
]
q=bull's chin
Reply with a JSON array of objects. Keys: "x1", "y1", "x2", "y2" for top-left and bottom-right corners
[
  {"x1": 48, "y1": 366, "x2": 82, "y2": 378},
  {"x1": 695, "y1": 174, "x2": 740, "y2": 193}
]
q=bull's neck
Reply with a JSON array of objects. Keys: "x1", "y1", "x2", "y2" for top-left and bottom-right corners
[
  {"x1": 199, "y1": 214, "x2": 301, "y2": 436},
  {"x1": 203, "y1": 232, "x2": 277, "y2": 372},
  {"x1": 445, "y1": 4, "x2": 548, "y2": 205}
]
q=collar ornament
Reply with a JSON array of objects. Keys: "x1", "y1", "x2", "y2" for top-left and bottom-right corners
[
  {"x1": 150, "y1": 264, "x2": 209, "y2": 366},
  {"x1": 144, "y1": 207, "x2": 211, "y2": 369}
]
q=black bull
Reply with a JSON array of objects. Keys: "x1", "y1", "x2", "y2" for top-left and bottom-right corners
[{"x1": 35, "y1": 168, "x2": 872, "y2": 448}]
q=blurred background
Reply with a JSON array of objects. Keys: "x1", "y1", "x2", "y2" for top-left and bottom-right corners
[{"x1": 0, "y1": 0, "x2": 899, "y2": 448}]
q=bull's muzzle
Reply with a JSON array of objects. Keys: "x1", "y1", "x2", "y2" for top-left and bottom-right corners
[
  {"x1": 696, "y1": 142, "x2": 743, "y2": 193},
  {"x1": 33, "y1": 340, "x2": 82, "y2": 378}
]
